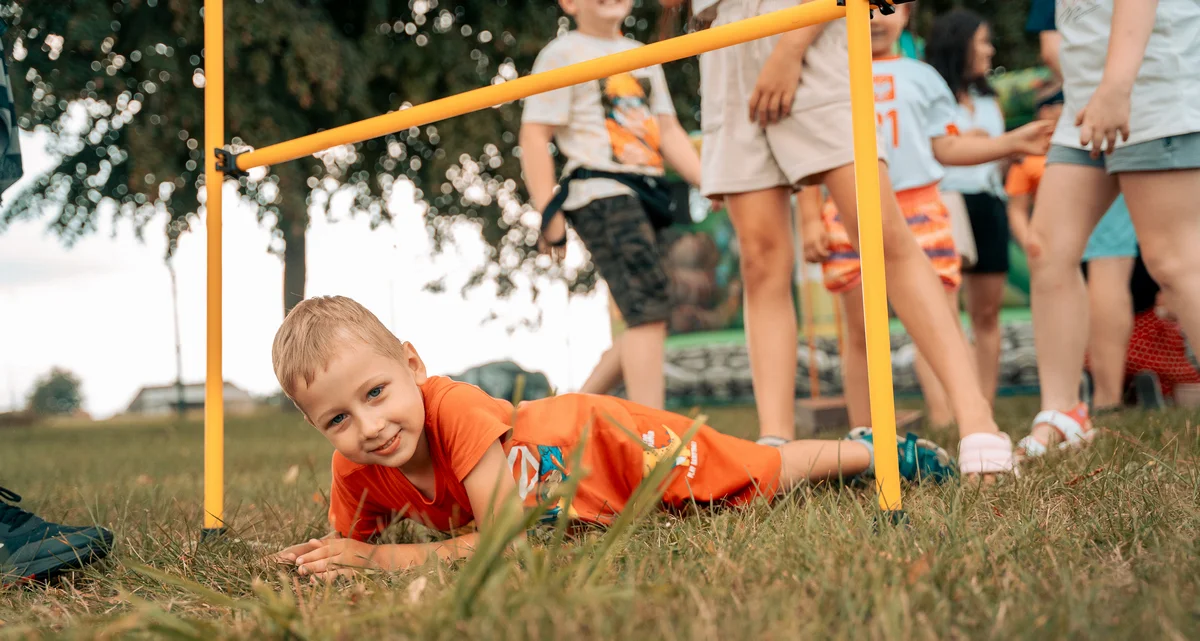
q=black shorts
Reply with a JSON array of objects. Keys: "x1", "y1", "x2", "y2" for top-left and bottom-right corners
[
  {"x1": 567, "y1": 195, "x2": 671, "y2": 328},
  {"x1": 961, "y1": 192, "x2": 1009, "y2": 275}
]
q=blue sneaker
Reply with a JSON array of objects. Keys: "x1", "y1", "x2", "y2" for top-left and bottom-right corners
[
  {"x1": 846, "y1": 427, "x2": 957, "y2": 483},
  {"x1": 1, "y1": 487, "x2": 113, "y2": 587}
]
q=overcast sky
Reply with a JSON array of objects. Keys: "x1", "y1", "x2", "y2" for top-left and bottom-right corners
[{"x1": 0, "y1": 130, "x2": 611, "y2": 418}]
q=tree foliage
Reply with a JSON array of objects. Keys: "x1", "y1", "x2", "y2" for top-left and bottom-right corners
[
  {"x1": 1, "y1": 0, "x2": 1035, "y2": 315},
  {"x1": 27, "y1": 366, "x2": 83, "y2": 415}
]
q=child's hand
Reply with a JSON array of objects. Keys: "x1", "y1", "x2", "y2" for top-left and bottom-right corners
[
  {"x1": 275, "y1": 537, "x2": 329, "y2": 564},
  {"x1": 1008, "y1": 120, "x2": 1055, "y2": 157},
  {"x1": 294, "y1": 537, "x2": 387, "y2": 581},
  {"x1": 537, "y1": 212, "x2": 568, "y2": 262},
  {"x1": 749, "y1": 46, "x2": 803, "y2": 126},
  {"x1": 801, "y1": 219, "x2": 830, "y2": 264},
  {"x1": 1076, "y1": 82, "x2": 1131, "y2": 158}
]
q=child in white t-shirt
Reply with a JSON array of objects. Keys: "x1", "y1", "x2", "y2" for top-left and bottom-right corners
[
  {"x1": 1018, "y1": 0, "x2": 1200, "y2": 460},
  {"x1": 800, "y1": 3, "x2": 1051, "y2": 442},
  {"x1": 519, "y1": 0, "x2": 703, "y2": 411}
]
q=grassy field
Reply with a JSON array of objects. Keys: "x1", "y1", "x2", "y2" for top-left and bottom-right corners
[{"x1": 1, "y1": 397, "x2": 1198, "y2": 640}]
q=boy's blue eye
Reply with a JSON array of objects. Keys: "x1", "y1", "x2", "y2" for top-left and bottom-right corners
[
  {"x1": 367, "y1": 385, "x2": 383, "y2": 399},
  {"x1": 329, "y1": 414, "x2": 347, "y2": 428}
]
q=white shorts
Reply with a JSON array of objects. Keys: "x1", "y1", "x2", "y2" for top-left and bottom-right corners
[{"x1": 699, "y1": 0, "x2": 887, "y2": 196}]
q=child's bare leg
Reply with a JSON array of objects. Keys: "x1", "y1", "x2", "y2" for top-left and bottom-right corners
[
  {"x1": 821, "y1": 162, "x2": 997, "y2": 438},
  {"x1": 1025, "y1": 164, "x2": 1117, "y2": 446},
  {"x1": 1120, "y1": 168, "x2": 1200, "y2": 366},
  {"x1": 726, "y1": 187, "x2": 798, "y2": 440},
  {"x1": 776, "y1": 440, "x2": 871, "y2": 491},
  {"x1": 619, "y1": 323, "x2": 667, "y2": 409},
  {"x1": 963, "y1": 273, "x2": 1008, "y2": 405},
  {"x1": 913, "y1": 289, "x2": 963, "y2": 427},
  {"x1": 838, "y1": 288, "x2": 872, "y2": 427},
  {"x1": 1086, "y1": 257, "x2": 1136, "y2": 409},
  {"x1": 580, "y1": 339, "x2": 624, "y2": 395}
]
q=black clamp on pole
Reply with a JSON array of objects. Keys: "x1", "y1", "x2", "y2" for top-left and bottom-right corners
[
  {"x1": 214, "y1": 147, "x2": 249, "y2": 179},
  {"x1": 838, "y1": 0, "x2": 914, "y2": 15}
]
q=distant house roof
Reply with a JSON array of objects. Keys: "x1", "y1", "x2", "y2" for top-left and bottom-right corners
[{"x1": 125, "y1": 382, "x2": 254, "y2": 414}]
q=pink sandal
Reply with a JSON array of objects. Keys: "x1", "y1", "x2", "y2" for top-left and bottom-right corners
[
  {"x1": 1016, "y1": 403, "x2": 1095, "y2": 460},
  {"x1": 958, "y1": 432, "x2": 1019, "y2": 477}
]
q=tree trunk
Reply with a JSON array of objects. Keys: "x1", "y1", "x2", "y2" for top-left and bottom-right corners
[{"x1": 276, "y1": 165, "x2": 310, "y2": 317}]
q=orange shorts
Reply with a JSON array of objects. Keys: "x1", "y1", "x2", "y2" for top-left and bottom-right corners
[{"x1": 821, "y1": 183, "x2": 962, "y2": 295}]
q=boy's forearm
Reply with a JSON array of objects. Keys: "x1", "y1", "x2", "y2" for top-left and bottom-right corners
[
  {"x1": 932, "y1": 135, "x2": 1017, "y2": 167},
  {"x1": 518, "y1": 129, "x2": 559, "y2": 213},
  {"x1": 1101, "y1": 0, "x2": 1158, "y2": 93},
  {"x1": 1039, "y1": 31, "x2": 1063, "y2": 80},
  {"x1": 659, "y1": 116, "x2": 702, "y2": 186},
  {"x1": 797, "y1": 186, "x2": 823, "y2": 225},
  {"x1": 377, "y1": 532, "x2": 482, "y2": 570},
  {"x1": 774, "y1": 3, "x2": 828, "y2": 60},
  {"x1": 775, "y1": 23, "x2": 827, "y2": 60},
  {"x1": 1006, "y1": 197, "x2": 1031, "y2": 247}
]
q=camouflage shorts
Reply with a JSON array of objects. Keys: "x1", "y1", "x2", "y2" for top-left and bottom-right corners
[{"x1": 567, "y1": 195, "x2": 671, "y2": 328}]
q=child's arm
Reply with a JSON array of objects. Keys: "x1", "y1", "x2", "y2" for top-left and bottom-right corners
[
  {"x1": 293, "y1": 442, "x2": 520, "y2": 581},
  {"x1": 750, "y1": 2, "x2": 829, "y2": 125},
  {"x1": 1007, "y1": 193, "x2": 1033, "y2": 249},
  {"x1": 1075, "y1": 0, "x2": 1159, "y2": 155},
  {"x1": 797, "y1": 186, "x2": 830, "y2": 264},
  {"x1": 931, "y1": 120, "x2": 1054, "y2": 167},
  {"x1": 658, "y1": 115, "x2": 702, "y2": 187},
  {"x1": 519, "y1": 122, "x2": 567, "y2": 257}
]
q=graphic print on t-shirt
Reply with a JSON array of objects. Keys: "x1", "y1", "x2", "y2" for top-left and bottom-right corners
[{"x1": 601, "y1": 72, "x2": 663, "y2": 170}]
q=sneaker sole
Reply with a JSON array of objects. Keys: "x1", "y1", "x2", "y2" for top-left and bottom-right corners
[{"x1": 1, "y1": 528, "x2": 114, "y2": 587}]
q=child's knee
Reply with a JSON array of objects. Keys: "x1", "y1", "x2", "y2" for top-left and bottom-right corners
[
  {"x1": 1140, "y1": 251, "x2": 1193, "y2": 292},
  {"x1": 738, "y1": 235, "x2": 793, "y2": 285}
]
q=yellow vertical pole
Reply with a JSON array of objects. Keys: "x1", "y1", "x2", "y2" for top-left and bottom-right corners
[
  {"x1": 203, "y1": 0, "x2": 225, "y2": 534},
  {"x1": 846, "y1": 0, "x2": 902, "y2": 512}
]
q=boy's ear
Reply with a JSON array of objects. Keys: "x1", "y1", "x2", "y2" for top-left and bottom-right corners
[
  {"x1": 401, "y1": 342, "x2": 429, "y2": 384},
  {"x1": 558, "y1": 0, "x2": 577, "y2": 16}
]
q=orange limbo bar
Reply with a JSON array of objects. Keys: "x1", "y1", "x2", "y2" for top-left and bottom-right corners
[{"x1": 235, "y1": 0, "x2": 845, "y2": 171}]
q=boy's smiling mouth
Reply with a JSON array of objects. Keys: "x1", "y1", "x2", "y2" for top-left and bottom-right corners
[{"x1": 372, "y1": 433, "x2": 402, "y2": 456}]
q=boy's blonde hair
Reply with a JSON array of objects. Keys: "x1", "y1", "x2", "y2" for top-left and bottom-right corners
[{"x1": 272, "y1": 295, "x2": 407, "y2": 399}]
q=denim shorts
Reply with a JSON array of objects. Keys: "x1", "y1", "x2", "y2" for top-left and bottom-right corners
[{"x1": 1046, "y1": 132, "x2": 1200, "y2": 173}]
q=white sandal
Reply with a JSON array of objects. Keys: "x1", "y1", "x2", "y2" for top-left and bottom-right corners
[
  {"x1": 958, "y1": 432, "x2": 1018, "y2": 477},
  {"x1": 1016, "y1": 403, "x2": 1095, "y2": 460}
]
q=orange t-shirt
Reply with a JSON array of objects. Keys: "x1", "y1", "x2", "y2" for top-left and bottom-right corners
[
  {"x1": 1005, "y1": 154, "x2": 1046, "y2": 198},
  {"x1": 328, "y1": 376, "x2": 781, "y2": 540}
]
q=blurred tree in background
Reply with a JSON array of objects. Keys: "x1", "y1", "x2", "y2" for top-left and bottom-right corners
[
  {"x1": 1, "y1": 0, "x2": 1034, "y2": 319},
  {"x1": 27, "y1": 367, "x2": 83, "y2": 415}
]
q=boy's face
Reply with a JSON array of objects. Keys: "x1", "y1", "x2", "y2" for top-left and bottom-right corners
[
  {"x1": 559, "y1": 0, "x2": 633, "y2": 30},
  {"x1": 291, "y1": 340, "x2": 429, "y2": 469},
  {"x1": 870, "y1": 5, "x2": 909, "y2": 56}
]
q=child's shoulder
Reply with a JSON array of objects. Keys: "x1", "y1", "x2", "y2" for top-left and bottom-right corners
[{"x1": 536, "y1": 31, "x2": 642, "y2": 60}]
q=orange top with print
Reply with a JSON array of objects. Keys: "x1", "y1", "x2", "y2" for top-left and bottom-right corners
[
  {"x1": 328, "y1": 376, "x2": 781, "y2": 540},
  {"x1": 1005, "y1": 155, "x2": 1047, "y2": 198}
]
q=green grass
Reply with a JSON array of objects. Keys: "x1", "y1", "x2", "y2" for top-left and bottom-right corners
[{"x1": 2, "y1": 398, "x2": 1199, "y2": 639}]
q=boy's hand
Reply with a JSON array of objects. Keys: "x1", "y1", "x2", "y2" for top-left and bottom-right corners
[
  {"x1": 537, "y1": 212, "x2": 568, "y2": 262},
  {"x1": 1007, "y1": 120, "x2": 1055, "y2": 157},
  {"x1": 294, "y1": 538, "x2": 392, "y2": 581},
  {"x1": 801, "y1": 219, "x2": 830, "y2": 264},
  {"x1": 1076, "y1": 82, "x2": 1131, "y2": 159},
  {"x1": 275, "y1": 534, "x2": 338, "y2": 564},
  {"x1": 749, "y1": 45, "x2": 803, "y2": 126}
]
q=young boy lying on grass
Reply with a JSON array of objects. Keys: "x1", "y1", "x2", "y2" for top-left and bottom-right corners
[{"x1": 272, "y1": 296, "x2": 956, "y2": 580}]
